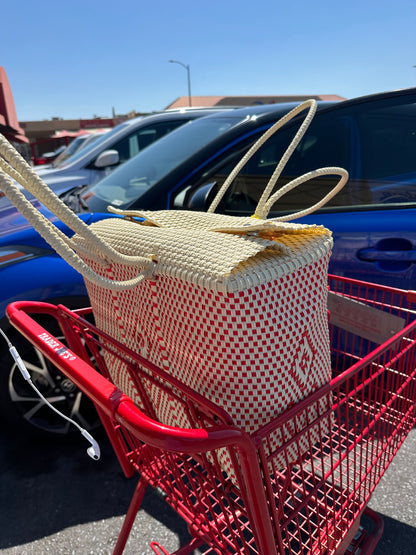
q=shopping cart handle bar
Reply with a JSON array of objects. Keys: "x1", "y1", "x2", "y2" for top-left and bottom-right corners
[
  {"x1": 6, "y1": 301, "x2": 254, "y2": 455},
  {"x1": 6, "y1": 300, "x2": 281, "y2": 555},
  {"x1": 117, "y1": 398, "x2": 256, "y2": 452},
  {"x1": 6, "y1": 301, "x2": 118, "y2": 407}
]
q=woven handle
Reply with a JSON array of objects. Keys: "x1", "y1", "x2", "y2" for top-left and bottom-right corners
[
  {"x1": 0, "y1": 135, "x2": 154, "y2": 291},
  {"x1": 208, "y1": 99, "x2": 348, "y2": 220}
]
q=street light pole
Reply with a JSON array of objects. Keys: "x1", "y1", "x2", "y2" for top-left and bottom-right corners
[{"x1": 169, "y1": 59, "x2": 192, "y2": 107}]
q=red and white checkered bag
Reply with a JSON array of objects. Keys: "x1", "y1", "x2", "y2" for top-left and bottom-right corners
[
  {"x1": 0, "y1": 100, "x2": 348, "y2": 480},
  {"x1": 82, "y1": 212, "x2": 335, "y2": 477}
]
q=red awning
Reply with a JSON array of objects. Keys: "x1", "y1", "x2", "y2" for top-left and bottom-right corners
[{"x1": 52, "y1": 129, "x2": 89, "y2": 139}]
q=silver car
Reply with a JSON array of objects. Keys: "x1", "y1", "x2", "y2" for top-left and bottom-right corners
[{"x1": 34, "y1": 108, "x2": 230, "y2": 196}]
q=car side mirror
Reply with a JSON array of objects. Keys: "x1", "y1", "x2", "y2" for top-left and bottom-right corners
[
  {"x1": 94, "y1": 150, "x2": 120, "y2": 169},
  {"x1": 186, "y1": 182, "x2": 218, "y2": 211}
]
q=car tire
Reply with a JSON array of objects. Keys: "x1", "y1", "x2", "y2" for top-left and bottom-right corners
[{"x1": 0, "y1": 321, "x2": 102, "y2": 440}]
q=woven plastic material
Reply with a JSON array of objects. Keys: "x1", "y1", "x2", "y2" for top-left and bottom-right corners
[
  {"x1": 11, "y1": 273, "x2": 414, "y2": 554},
  {"x1": 75, "y1": 212, "x2": 333, "y2": 477},
  {"x1": 0, "y1": 99, "x2": 348, "y2": 480}
]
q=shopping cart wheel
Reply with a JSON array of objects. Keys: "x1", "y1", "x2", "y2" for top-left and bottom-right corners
[
  {"x1": 343, "y1": 507, "x2": 384, "y2": 554},
  {"x1": 0, "y1": 321, "x2": 102, "y2": 439}
]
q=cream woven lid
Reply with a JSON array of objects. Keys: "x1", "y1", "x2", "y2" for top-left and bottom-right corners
[
  {"x1": 109, "y1": 207, "x2": 330, "y2": 235},
  {"x1": 81, "y1": 210, "x2": 333, "y2": 294}
]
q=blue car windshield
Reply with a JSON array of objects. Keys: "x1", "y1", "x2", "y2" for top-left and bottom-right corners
[{"x1": 84, "y1": 114, "x2": 247, "y2": 210}]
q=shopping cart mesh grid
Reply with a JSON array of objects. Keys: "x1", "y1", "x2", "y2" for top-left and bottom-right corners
[{"x1": 6, "y1": 275, "x2": 416, "y2": 555}]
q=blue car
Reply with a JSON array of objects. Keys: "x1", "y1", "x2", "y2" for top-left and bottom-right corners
[{"x1": 1, "y1": 87, "x2": 415, "y2": 438}]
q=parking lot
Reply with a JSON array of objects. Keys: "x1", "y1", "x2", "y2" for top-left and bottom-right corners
[
  {"x1": 0, "y1": 430, "x2": 191, "y2": 554},
  {"x1": 1, "y1": 2, "x2": 415, "y2": 553},
  {"x1": 0, "y1": 426, "x2": 415, "y2": 554}
]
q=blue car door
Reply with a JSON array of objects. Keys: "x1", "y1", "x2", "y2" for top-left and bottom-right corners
[
  {"x1": 193, "y1": 91, "x2": 416, "y2": 291},
  {"x1": 299, "y1": 95, "x2": 416, "y2": 290},
  {"x1": 301, "y1": 207, "x2": 416, "y2": 290}
]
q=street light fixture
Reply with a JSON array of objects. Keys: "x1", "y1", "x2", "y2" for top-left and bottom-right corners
[{"x1": 169, "y1": 59, "x2": 192, "y2": 107}]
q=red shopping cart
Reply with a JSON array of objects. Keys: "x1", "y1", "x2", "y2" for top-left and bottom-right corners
[{"x1": 6, "y1": 275, "x2": 416, "y2": 555}]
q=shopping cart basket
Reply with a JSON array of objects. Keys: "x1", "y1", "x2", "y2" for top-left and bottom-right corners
[{"x1": 6, "y1": 275, "x2": 416, "y2": 555}]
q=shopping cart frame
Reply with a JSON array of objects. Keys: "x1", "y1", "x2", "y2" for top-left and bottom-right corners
[{"x1": 6, "y1": 275, "x2": 416, "y2": 554}]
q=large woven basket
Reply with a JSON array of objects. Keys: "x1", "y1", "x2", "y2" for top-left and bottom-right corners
[
  {"x1": 81, "y1": 211, "x2": 334, "y2": 476},
  {"x1": 0, "y1": 99, "x2": 348, "y2": 480}
]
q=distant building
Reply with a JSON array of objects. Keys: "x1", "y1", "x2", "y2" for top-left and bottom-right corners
[
  {"x1": 19, "y1": 116, "x2": 134, "y2": 160},
  {"x1": 18, "y1": 110, "x2": 152, "y2": 160},
  {"x1": 20, "y1": 116, "x2": 127, "y2": 144},
  {"x1": 165, "y1": 94, "x2": 346, "y2": 109},
  {"x1": 0, "y1": 67, "x2": 28, "y2": 144},
  {"x1": 8, "y1": 89, "x2": 347, "y2": 160}
]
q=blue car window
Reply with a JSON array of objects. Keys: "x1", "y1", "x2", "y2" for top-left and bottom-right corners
[
  {"x1": 358, "y1": 101, "x2": 416, "y2": 206},
  {"x1": 190, "y1": 115, "x2": 354, "y2": 216},
  {"x1": 187, "y1": 94, "x2": 416, "y2": 216},
  {"x1": 86, "y1": 115, "x2": 243, "y2": 211}
]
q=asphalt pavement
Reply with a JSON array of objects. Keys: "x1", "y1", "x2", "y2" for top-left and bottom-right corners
[{"x1": 0, "y1": 426, "x2": 415, "y2": 554}]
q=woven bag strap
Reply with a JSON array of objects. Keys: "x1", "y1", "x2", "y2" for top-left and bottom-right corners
[
  {"x1": 207, "y1": 99, "x2": 348, "y2": 220},
  {"x1": 0, "y1": 134, "x2": 154, "y2": 291}
]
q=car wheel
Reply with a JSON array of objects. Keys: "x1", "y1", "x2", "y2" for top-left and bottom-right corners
[{"x1": 0, "y1": 324, "x2": 101, "y2": 439}]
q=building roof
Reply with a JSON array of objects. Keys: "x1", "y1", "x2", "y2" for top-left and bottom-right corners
[{"x1": 165, "y1": 94, "x2": 346, "y2": 109}]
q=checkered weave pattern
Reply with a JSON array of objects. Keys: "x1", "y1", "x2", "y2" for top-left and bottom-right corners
[
  {"x1": 0, "y1": 99, "x2": 347, "y2": 481},
  {"x1": 77, "y1": 212, "x2": 333, "y2": 479}
]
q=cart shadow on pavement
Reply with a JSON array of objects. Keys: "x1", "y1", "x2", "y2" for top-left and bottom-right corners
[
  {"x1": 373, "y1": 515, "x2": 416, "y2": 555},
  {"x1": 1, "y1": 429, "x2": 416, "y2": 554},
  {"x1": 0, "y1": 429, "x2": 190, "y2": 551}
]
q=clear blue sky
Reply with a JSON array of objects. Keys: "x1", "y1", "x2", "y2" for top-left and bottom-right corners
[{"x1": 1, "y1": 0, "x2": 415, "y2": 121}]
